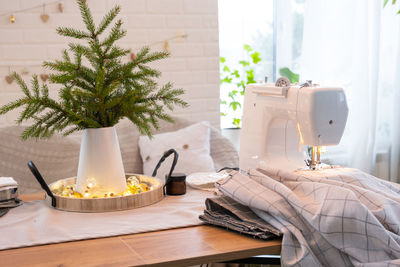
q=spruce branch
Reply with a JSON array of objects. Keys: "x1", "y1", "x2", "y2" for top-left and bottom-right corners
[
  {"x1": 96, "y1": 5, "x2": 120, "y2": 36},
  {"x1": 77, "y1": 0, "x2": 96, "y2": 36},
  {"x1": 56, "y1": 27, "x2": 90, "y2": 39},
  {"x1": 101, "y1": 19, "x2": 126, "y2": 51},
  {"x1": 0, "y1": 0, "x2": 187, "y2": 139}
]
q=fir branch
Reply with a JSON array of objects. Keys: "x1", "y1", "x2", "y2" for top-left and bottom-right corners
[
  {"x1": 56, "y1": 27, "x2": 90, "y2": 39},
  {"x1": 140, "y1": 50, "x2": 170, "y2": 64},
  {"x1": 0, "y1": 0, "x2": 188, "y2": 140},
  {"x1": 62, "y1": 125, "x2": 83, "y2": 136},
  {"x1": 101, "y1": 19, "x2": 126, "y2": 52},
  {"x1": 77, "y1": 0, "x2": 96, "y2": 36},
  {"x1": 106, "y1": 46, "x2": 130, "y2": 60},
  {"x1": 13, "y1": 72, "x2": 30, "y2": 98},
  {"x1": 97, "y1": 5, "x2": 121, "y2": 36},
  {"x1": 62, "y1": 49, "x2": 71, "y2": 62}
]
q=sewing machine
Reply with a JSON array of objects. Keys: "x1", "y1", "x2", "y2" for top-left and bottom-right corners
[{"x1": 239, "y1": 78, "x2": 348, "y2": 171}]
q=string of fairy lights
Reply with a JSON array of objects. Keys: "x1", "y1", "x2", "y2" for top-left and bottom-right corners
[
  {"x1": 1, "y1": 1, "x2": 188, "y2": 85},
  {"x1": 0, "y1": 1, "x2": 63, "y2": 21}
]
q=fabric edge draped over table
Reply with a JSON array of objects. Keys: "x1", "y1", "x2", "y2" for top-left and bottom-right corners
[{"x1": 0, "y1": 188, "x2": 213, "y2": 250}]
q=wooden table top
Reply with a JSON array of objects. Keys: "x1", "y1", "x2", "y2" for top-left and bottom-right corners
[{"x1": 0, "y1": 193, "x2": 282, "y2": 267}]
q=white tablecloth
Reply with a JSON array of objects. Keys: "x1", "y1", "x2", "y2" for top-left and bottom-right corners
[{"x1": 0, "y1": 188, "x2": 213, "y2": 250}]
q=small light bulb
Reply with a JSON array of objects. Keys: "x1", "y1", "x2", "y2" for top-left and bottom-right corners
[
  {"x1": 86, "y1": 177, "x2": 96, "y2": 188},
  {"x1": 9, "y1": 15, "x2": 15, "y2": 23},
  {"x1": 163, "y1": 41, "x2": 169, "y2": 52},
  {"x1": 84, "y1": 192, "x2": 90, "y2": 198}
]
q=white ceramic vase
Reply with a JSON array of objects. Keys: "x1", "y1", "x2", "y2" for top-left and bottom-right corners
[{"x1": 76, "y1": 126, "x2": 126, "y2": 195}]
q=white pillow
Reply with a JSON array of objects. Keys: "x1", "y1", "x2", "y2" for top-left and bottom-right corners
[{"x1": 138, "y1": 121, "x2": 215, "y2": 180}]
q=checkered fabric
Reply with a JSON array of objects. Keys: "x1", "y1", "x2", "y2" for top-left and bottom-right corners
[
  {"x1": 216, "y1": 167, "x2": 400, "y2": 267},
  {"x1": 199, "y1": 196, "x2": 281, "y2": 239}
]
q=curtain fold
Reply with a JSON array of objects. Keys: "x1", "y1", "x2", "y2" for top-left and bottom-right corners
[
  {"x1": 300, "y1": 0, "x2": 400, "y2": 182},
  {"x1": 391, "y1": 25, "x2": 400, "y2": 181}
]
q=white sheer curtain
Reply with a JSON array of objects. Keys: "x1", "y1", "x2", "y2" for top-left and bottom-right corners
[{"x1": 300, "y1": 0, "x2": 400, "y2": 182}]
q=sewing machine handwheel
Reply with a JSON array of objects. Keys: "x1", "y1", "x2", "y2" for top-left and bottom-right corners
[{"x1": 275, "y1": 77, "x2": 291, "y2": 87}]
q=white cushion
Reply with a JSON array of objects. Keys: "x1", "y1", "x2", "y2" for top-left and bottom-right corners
[{"x1": 138, "y1": 121, "x2": 215, "y2": 180}]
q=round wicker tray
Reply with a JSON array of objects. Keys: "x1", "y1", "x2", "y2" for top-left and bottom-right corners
[{"x1": 47, "y1": 173, "x2": 164, "y2": 213}]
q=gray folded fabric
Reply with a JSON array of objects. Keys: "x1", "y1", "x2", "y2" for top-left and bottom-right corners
[
  {"x1": 0, "y1": 198, "x2": 22, "y2": 208},
  {"x1": 0, "y1": 198, "x2": 22, "y2": 217},
  {"x1": 0, "y1": 209, "x2": 8, "y2": 218},
  {"x1": 199, "y1": 196, "x2": 281, "y2": 240}
]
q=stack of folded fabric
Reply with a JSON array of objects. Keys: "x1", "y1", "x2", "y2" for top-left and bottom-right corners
[
  {"x1": 0, "y1": 177, "x2": 22, "y2": 217},
  {"x1": 201, "y1": 167, "x2": 400, "y2": 266},
  {"x1": 199, "y1": 196, "x2": 280, "y2": 239}
]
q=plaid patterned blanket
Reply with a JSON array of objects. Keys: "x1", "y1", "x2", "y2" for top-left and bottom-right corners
[{"x1": 214, "y1": 167, "x2": 400, "y2": 267}]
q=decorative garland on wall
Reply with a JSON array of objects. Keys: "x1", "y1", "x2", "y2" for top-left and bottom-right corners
[
  {"x1": 1, "y1": 1, "x2": 188, "y2": 85},
  {"x1": 3, "y1": 33, "x2": 188, "y2": 85},
  {"x1": 0, "y1": 1, "x2": 64, "y2": 23},
  {"x1": 130, "y1": 33, "x2": 188, "y2": 60}
]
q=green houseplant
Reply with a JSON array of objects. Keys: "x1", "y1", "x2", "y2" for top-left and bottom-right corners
[
  {"x1": 0, "y1": 0, "x2": 187, "y2": 195},
  {"x1": 220, "y1": 44, "x2": 261, "y2": 128},
  {"x1": 384, "y1": 0, "x2": 400, "y2": 13},
  {"x1": 219, "y1": 44, "x2": 299, "y2": 129}
]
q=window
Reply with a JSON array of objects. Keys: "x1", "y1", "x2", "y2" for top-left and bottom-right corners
[{"x1": 218, "y1": 0, "x2": 305, "y2": 129}]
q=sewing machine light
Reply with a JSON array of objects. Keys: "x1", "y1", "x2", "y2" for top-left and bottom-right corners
[{"x1": 296, "y1": 123, "x2": 304, "y2": 151}]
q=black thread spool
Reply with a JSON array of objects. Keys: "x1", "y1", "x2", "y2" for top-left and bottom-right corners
[{"x1": 152, "y1": 149, "x2": 186, "y2": 195}]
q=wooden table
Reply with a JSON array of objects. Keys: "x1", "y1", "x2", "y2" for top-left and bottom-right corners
[{"x1": 0, "y1": 193, "x2": 282, "y2": 267}]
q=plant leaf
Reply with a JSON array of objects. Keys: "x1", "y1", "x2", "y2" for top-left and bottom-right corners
[
  {"x1": 243, "y1": 44, "x2": 252, "y2": 52},
  {"x1": 251, "y1": 52, "x2": 261, "y2": 64},
  {"x1": 279, "y1": 67, "x2": 300, "y2": 83},
  {"x1": 229, "y1": 101, "x2": 241, "y2": 111},
  {"x1": 233, "y1": 118, "x2": 240, "y2": 128},
  {"x1": 220, "y1": 77, "x2": 232, "y2": 84},
  {"x1": 223, "y1": 66, "x2": 230, "y2": 72},
  {"x1": 239, "y1": 60, "x2": 249, "y2": 67},
  {"x1": 231, "y1": 70, "x2": 240, "y2": 78}
]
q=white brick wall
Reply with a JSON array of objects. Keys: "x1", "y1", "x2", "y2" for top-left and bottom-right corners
[{"x1": 0, "y1": 0, "x2": 220, "y2": 127}]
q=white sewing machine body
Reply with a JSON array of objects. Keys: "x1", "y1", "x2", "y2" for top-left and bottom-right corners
[{"x1": 239, "y1": 82, "x2": 348, "y2": 171}]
